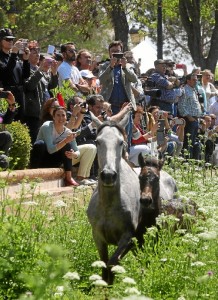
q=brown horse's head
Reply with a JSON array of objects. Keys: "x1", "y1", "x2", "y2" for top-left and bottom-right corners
[{"x1": 138, "y1": 153, "x2": 164, "y2": 209}]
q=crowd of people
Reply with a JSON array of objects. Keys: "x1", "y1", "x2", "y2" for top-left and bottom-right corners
[{"x1": 0, "y1": 27, "x2": 218, "y2": 184}]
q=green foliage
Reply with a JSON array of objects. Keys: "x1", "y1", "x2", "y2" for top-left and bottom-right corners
[
  {"x1": 6, "y1": 121, "x2": 31, "y2": 170},
  {"x1": 0, "y1": 161, "x2": 217, "y2": 299}
]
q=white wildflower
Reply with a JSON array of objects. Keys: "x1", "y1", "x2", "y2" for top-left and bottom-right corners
[
  {"x1": 89, "y1": 274, "x2": 102, "y2": 281},
  {"x1": 54, "y1": 292, "x2": 63, "y2": 297},
  {"x1": 177, "y1": 297, "x2": 186, "y2": 300},
  {"x1": 63, "y1": 271, "x2": 80, "y2": 280},
  {"x1": 56, "y1": 286, "x2": 64, "y2": 292},
  {"x1": 160, "y1": 258, "x2": 167, "y2": 262},
  {"x1": 191, "y1": 261, "x2": 206, "y2": 267},
  {"x1": 122, "y1": 277, "x2": 136, "y2": 285},
  {"x1": 22, "y1": 201, "x2": 38, "y2": 206},
  {"x1": 111, "y1": 265, "x2": 126, "y2": 274},
  {"x1": 92, "y1": 279, "x2": 108, "y2": 286},
  {"x1": 197, "y1": 231, "x2": 217, "y2": 240},
  {"x1": 91, "y1": 260, "x2": 107, "y2": 268},
  {"x1": 124, "y1": 287, "x2": 141, "y2": 295},
  {"x1": 54, "y1": 200, "x2": 67, "y2": 208}
]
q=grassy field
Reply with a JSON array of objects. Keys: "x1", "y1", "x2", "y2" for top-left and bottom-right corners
[{"x1": 0, "y1": 159, "x2": 217, "y2": 300}]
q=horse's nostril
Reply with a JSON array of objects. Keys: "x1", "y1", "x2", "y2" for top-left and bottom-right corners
[
  {"x1": 140, "y1": 197, "x2": 153, "y2": 207},
  {"x1": 100, "y1": 170, "x2": 117, "y2": 184}
]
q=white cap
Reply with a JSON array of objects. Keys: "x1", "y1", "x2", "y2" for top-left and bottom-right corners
[{"x1": 80, "y1": 70, "x2": 96, "y2": 79}]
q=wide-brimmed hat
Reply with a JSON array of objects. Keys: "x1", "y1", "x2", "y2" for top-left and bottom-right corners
[{"x1": 0, "y1": 28, "x2": 15, "y2": 40}]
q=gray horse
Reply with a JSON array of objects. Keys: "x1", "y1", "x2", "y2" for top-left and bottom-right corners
[{"x1": 87, "y1": 115, "x2": 141, "y2": 284}]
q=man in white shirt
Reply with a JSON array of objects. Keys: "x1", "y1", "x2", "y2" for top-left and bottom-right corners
[{"x1": 57, "y1": 42, "x2": 89, "y2": 94}]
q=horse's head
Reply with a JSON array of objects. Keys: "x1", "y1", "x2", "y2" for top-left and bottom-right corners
[
  {"x1": 96, "y1": 122, "x2": 127, "y2": 186},
  {"x1": 138, "y1": 153, "x2": 164, "y2": 209}
]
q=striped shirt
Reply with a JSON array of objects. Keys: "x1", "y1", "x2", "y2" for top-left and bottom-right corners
[{"x1": 178, "y1": 84, "x2": 202, "y2": 117}]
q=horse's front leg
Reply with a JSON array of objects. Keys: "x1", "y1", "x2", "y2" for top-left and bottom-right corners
[
  {"x1": 108, "y1": 232, "x2": 134, "y2": 273},
  {"x1": 93, "y1": 236, "x2": 109, "y2": 282}
]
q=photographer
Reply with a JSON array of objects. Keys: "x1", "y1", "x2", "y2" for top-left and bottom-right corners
[
  {"x1": 0, "y1": 28, "x2": 30, "y2": 122},
  {"x1": 150, "y1": 59, "x2": 183, "y2": 116},
  {"x1": 99, "y1": 40, "x2": 137, "y2": 115},
  {"x1": 0, "y1": 90, "x2": 16, "y2": 169}
]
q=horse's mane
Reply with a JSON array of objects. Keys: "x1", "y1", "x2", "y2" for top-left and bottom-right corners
[{"x1": 97, "y1": 121, "x2": 127, "y2": 141}]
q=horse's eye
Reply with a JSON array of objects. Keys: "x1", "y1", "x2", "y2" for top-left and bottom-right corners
[{"x1": 120, "y1": 140, "x2": 124, "y2": 146}]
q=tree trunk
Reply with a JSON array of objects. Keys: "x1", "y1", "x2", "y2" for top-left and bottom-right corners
[
  {"x1": 179, "y1": 0, "x2": 218, "y2": 73},
  {"x1": 106, "y1": 0, "x2": 129, "y2": 51}
]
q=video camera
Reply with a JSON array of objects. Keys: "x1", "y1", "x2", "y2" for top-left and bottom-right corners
[{"x1": 139, "y1": 76, "x2": 161, "y2": 99}]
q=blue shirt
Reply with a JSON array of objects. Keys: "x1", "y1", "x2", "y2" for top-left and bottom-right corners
[
  {"x1": 151, "y1": 72, "x2": 181, "y2": 103},
  {"x1": 109, "y1": 65, "x2": 127, "y2": 106}
]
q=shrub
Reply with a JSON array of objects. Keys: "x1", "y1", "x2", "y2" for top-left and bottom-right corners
[{"x1": 6, "y1": 121, "x2": 31, "y2": 170}]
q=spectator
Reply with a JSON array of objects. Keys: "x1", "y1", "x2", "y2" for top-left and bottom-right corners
[
  {"x1": 129, "y1": 105, "x2": 153, "y2": 166},
  {"x1": 57, "y1": 43, "x2": 89, "y2": 95},
  {"x1": 99, "y1": 40, "x2": 138, "y2": 115},
  {"x1": 199, "y1": 115, "x2": 218, "y2": 162},
  {"x1": 178, "y1": 73, "x2": 202, "y2": 159},
  {"x1": 40, "y1": 98, "x2": 97, "y2": 185},
  {"x1": 23, "y1": 43, "x2": 59, "y2": 144},
  {"x1": 80, "y1": 69, "x2": 100, "y2": 94},
  {"x1": 201, "y1": 69, "x2": 218, "y2": 110},
  {"x1": 209, "y1": 101, "x2": 218, "y2": 126},
  {"x1": 76, "y1": 94, "x2": 104, "y2": 180},
  {"x1": 0, "y1": 28, "x2": 30, "y2": 122},
  {"x1": 30, "y1": 106, "x2": 80, "y2": 186},
  {"x1": 76, "y1": 49, "x2": 92, "y2": 71},
  {"x1": 0, "y1": 90, "x2": 16, "y2": 169},
  {"x1": 150, "y1": 59, "x2": 182, "y2": 115},
  {"x1": 192, "y1": 69, "x2": 207, "y2": 114}
]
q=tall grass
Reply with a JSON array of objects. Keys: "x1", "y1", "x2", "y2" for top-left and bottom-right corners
[{"x1": 0, "y1": 160, "x2": 217, "y2": 299}]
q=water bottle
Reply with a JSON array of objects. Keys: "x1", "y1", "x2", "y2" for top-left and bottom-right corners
[{"x1": 212, "y1": 144, "x2": 218, "y2": 166}]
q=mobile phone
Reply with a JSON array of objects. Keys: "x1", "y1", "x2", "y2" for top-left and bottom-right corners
[
  {"x1": 19, "y1": 39, "x2": 28, "y2": 54},
  {"x1": 157, "y1": 131, "x2": 165, "y2": 145},
  {"x1": 95, "y1": 55, "x2": 102, "y2": 63},
  {"x1": 158, "y1": 119, "x2": 165, "y2": 131},
  {"x1": 112, "y1": 53, "x2": 124, "y2": 59},
  {"x1": 47, "y1": 45, "x2": 55, "y2": 55},
  {"x1": 158, "y1": 110, "x2": 164, "y2": 116},
  {"x1": 176, "y1": 63, "x2": 183, "y2": 69},
  {"x1": 72, "y1": 129, "x2": 81, "y2": 136},
  {"x1": 174, "y1": 118, "x2": 184, "y2": 125}
]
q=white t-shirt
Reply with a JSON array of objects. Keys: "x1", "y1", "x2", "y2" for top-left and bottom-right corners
[{"x1": 57, "y1": 61, "x2": 82, "y2": 86}]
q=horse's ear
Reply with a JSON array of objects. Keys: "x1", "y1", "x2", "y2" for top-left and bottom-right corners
[
  {"x1": 119, "y1": 111, "x2": 130, "y2": 128},
  {"x1": 157, "y1": 151, "x2": 165, "y2": 170},
  {"x1": 158, "y1": 158, "x2": 164, "y2": 170},
  {"x1": 138, "y1": 152, "x2": 145, "y2": 167},
  {"x1": 90, "y1": 111, "x2": 102, "y2": 129}
]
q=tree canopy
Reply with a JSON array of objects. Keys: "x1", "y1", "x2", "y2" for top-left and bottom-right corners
[{"x1": 0, "y1": 0, "x2": 217, "y2": 73}]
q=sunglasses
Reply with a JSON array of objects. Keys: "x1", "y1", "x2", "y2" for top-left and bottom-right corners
[
  {"x1": 66, "y1": 49, "x2": 77, "y2": 53},
  {"x1": 3, "y1": 38, "x2": 14, "y2": 42},
  {"x1": 8, "y1": 103, "x2": 16, "y2": 107}
]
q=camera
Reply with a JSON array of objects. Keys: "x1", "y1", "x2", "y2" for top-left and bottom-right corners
[
  {"x1": 101, "y1": 111, "x2": 107, "y2": 120},
  {"x1": 197, "y1": 93, "x2": 204, "y2": 103},
  {"x1": 144, "y1": 89, "x2": 161, "y2": 98},
  {"x1": 79, "y1": 102, "x2": 87, "y2": 108},
  {"x1": 112, "y1": 53, "x2": 124, "y2": 59},
  {"x1": 174, "y1": 118, "x2": 184, "y2": 125}
]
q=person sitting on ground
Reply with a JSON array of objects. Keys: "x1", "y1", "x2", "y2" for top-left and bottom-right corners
[
  {"x1": 0, "y1": 90, "x2": 16, "y2": 169},
  {"x1": 198, "y1": 114, "x2": 218, "y2": 163},
  {"x1": 30, "y1": 106, "x2": 81, "y2": 186},
  {"x1": 39, "y1": 98, "x2": 97, "y2": 185}
]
